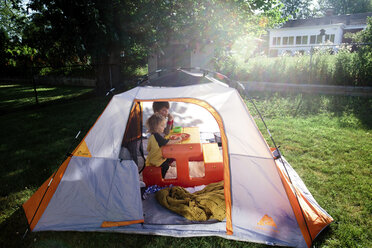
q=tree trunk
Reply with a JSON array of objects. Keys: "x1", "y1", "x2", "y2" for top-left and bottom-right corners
[{"x1": 94, "y1": 46, "x2": 123, "y2": 95}]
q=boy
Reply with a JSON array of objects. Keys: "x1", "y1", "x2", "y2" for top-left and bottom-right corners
[{"x1": 152, "y1": 101, "x2": 173, "y2": 135}]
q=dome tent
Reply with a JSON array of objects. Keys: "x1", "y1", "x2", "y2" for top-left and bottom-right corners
[{"x1": 23, "y1": 69, "x2": 333, "y2": 247}]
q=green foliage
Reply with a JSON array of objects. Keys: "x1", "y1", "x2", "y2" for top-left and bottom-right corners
[
  {"x1": 23, "y1": 0, "x2": 283, "y2": 67},
  {"x1": 318, "y1": 0, "x2": 372, "y2": 15},
  {"x1": 14, "y1": 0, "x2": 283, "y2": 92},
  {"x1": 0, "y1": 28, "x2": 10, "y2": 67},
  {"x1": 0, "y1": 1, "x2": 33, "y2": 76},
  {"x1": 350, "y1": 17, "x2": 372, "y2": 84},
  {"x1": 5, "y1": 45, "x2": 37, "y2": 66},
  {"x1": 279, "y1": 0, "x2": 315, "y2": 19},
  {"x1": 0, "y1": 0, "x2": 26, "y2": 40},
  {"x1": 217, "y1": 45, "x2": 372, "y2": 86},
  {"x1": 137, "y1": 0, "x2": 284, "y2": 45}
]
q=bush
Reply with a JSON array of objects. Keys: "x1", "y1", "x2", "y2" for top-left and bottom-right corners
[{"x1": 217, "y1": 47, "x2": 371, "y2": 86}]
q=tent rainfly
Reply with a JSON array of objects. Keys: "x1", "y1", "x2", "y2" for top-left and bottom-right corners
[{"x1": 23, "y1": 69, "x2": 333, "y2": 248}]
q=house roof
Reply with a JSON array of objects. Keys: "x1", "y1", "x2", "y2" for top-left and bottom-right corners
[{"x1": 282, "y1": 12, "x2": 372, "y2": 28}]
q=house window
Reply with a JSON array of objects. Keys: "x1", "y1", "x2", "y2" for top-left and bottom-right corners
[
  {"x1": 289, "y1": 36, "x2": 294, "y2": 45},
  {"x1": 277, "y1": 37, "x2": 281, "y2": 45},
  {"x1": 296, "y1": 36, "x2": 302, "y2": 45},
  {"x1": 330, "y1": 34, "x2": 335, "y2": 43},
  {"x1": 302, "y1": 36, "x2": 308, "y2": 44},
  {"x1": 316, "y1": 35, "x2": 322, "y2": 44},
  {"x1": 283, "y1": 37, "x2": 288, "y2": 45},
  {"x1": 272, "y1": 37, "x2": 276, "y2": 46},
  {"x1": 324, "y1": 34, "x2": 335, "y2": 43},
  {"x1": 310, "y1": 35, "x2": 316, "y2": 44}
]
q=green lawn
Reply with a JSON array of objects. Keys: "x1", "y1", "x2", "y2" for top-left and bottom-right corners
[
  {"x1": 0, "y1": 86, "x2": 371, "y2": 248},
  {"x1": 0, "y1": 83, "x2": 94, "y2": 114}
]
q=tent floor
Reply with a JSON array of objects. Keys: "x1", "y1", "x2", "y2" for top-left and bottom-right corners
[{"x1": 142, "y1": 192, "x2": 222, "y2": 225}]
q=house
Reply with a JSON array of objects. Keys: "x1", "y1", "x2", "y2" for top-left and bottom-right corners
[{"x1": 268, "y1": 11, "x2": 372, "y2": 56}]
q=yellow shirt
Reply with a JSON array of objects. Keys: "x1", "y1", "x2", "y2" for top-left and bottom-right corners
[{"x1": 146, "y1": 133, "x2": 168, "y2": 167}]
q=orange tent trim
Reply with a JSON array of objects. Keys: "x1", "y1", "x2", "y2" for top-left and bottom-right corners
[
  {"x1": 274, "y1": 160, "x2": 333, "y2": 247},
  {"x1": 23, "y1": 156, "x2": 72, "y2": 230},
  {"x1": 138, "y1": 98, "x2": 233, "y2": 235},
  {"x1": 101, "y1": 219, "x2": 144, "y2": 228}
]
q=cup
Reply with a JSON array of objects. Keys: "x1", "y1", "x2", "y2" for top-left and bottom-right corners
[{"x1": 173, "y1": 126, "x2": 182, "y2": 133}]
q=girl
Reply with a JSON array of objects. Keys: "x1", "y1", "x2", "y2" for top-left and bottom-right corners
[{"x1": 145, "y1": 113, "x2": 181, "y2": 178}]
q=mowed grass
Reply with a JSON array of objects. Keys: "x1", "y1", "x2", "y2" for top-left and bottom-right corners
[
  {"x1": 246, "y1": 93, "x2": 372, "y2": 248},
  {"x1": 0, "y1": 86, "x2": 371, "y2": 247},
  {"x1": 0, "y1": 83, "x2": 94, "y2": 114}
]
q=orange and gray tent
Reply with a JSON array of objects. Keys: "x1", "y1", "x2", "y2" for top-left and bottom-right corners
[{"x1": 23, "y1": 69, "x2": 333, "y2": 247}]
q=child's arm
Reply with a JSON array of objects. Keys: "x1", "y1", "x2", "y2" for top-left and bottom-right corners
[
  {"x1": 154, "y1": 133, "x2": 181, "y2": 146},
  {"x1": 164, "y1": 113, "x2": 174, "y2": 135}
]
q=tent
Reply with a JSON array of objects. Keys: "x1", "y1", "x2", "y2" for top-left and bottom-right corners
[{"x1": 23, "y1": 69, "x2": 333, "y2": 247}]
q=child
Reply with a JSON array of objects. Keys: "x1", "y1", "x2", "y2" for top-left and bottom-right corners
[
  {"x1": 153, "y1": 101, "x2": 173, "y2": 135},
  {"x1": 145, "y1": 113, "x2": 181, "y2": 178}
]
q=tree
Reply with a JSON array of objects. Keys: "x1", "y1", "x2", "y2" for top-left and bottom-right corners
[
  {"x1": 318, "y1": 0, "x2": 372, "y2": 15},
  {"x1": 25, "y1": 0, "x2": 283, "y2": 93},
  {"x1": 350, "y1": 17, "x2": 372, "y2": 85},
  {"x1": 279, "y1": 0, "x2": 314, "y2": 19},
  {"x1": 25, "y1": 0, "x2": 145, "y2": 92},
  {"x1": 0, "y1": 0, "x2": 26, "y2": 40},
  {"x1": 0, "y1": 0, "x2": 33, "y2": 76}
]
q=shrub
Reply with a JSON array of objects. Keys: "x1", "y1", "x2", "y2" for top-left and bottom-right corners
[{"x1": 217, "y1": 46, "x2": 370, "y2": 86}]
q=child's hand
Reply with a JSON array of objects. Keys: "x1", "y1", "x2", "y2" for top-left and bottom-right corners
[{"x1": 167, "y1": 113, "x2": 174, "y2": 122}]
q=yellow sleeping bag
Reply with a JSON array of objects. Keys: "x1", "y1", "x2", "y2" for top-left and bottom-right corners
[{"x1": 155, "y1": 181, "x2": 225, "y2": 221}]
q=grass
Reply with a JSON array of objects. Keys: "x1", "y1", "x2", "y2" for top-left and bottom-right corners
[
  {"x1": 246, "y1": 92, "x2": 372, "y2": 247},
  {"x1": 0, "y1": 83, "x2": 94, "y2": 114},
  {"x1": 0, "y1": 85, "x2": 371, "y2": 247}
]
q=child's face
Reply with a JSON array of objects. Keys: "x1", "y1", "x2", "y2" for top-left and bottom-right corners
[
  {"x1": 155, "y1": 120, "x2": 166, "y2": 133},
  {"x1": 157, "y1": 107, "x2": 169, "y2": 118}
]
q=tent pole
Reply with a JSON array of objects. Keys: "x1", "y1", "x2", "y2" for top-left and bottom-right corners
[
  {"x1": 138, "y1": 102, "x2": 146, "y2": 174},
  {"x1": 211, "y1": 72, "x2": 314, "y2": 244},
  {"x1": 245, "y1": 91, "x2": 313, "y2": 244}
]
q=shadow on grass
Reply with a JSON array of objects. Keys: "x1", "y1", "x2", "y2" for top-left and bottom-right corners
[
  {"x1": 246, "y1": 91, "x2": 372, "y2": 129},
  {"x1": 0, "y1": 208, "x2": 160, "y2": 248},
  {"x1": 0, "y1": 208, "x2": 31, "y2": 248},
  {"x1": 0, "y1": 95, "x2": 109, "y2": 197},
  {"x1": 327, "y1": 96, "x2": 372, "y2": 129},
  {"x1": 312, "y1": 224, "x2": 335, "y2": 247},
  {"x1": 0, "y1": 84, "x2": 95, "y2": 115}
]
